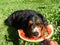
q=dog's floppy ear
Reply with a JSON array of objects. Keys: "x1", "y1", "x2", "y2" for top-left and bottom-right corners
[
  {"x1": 37, "y1": 13, "x2": 48, "y2": 26},
  {"x1": 4, "y1": 15, "x2": 14, "y2": 26}
]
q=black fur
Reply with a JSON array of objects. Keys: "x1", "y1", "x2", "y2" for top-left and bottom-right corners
[{"x1": 5, "y1": 10, "x2": 48, "y2": 37}]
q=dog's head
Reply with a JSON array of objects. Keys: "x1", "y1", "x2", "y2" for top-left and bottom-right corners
[
  {"x1": 26, "y1": 15, "x2": 48, "y2": 37},
  {"x1": 5, "y1": 10, "x2": 48, "y2": 37}
]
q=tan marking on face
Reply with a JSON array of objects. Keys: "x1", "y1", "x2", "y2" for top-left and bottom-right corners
[
  {"x1": 36, "y1": 19, "x2": 40, "y2": 24},
  {"x1": 36, "y1": 26, "x2": 45, "y2": 36},
  {"x1": 36, "y1": 26, "x2": 42, "y2": 33},
  {"x1": 29, "y1": 20, "x2": 33, "y2": 25}
]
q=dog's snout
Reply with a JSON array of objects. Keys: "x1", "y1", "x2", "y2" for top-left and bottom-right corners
[{"x1": 33, "y1": 32, "x2": 39, "y2": 36}]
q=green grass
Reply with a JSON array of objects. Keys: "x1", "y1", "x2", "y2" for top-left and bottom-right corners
[{"x1": 0, "y1": 0, "x2": 60, "y2": 45}]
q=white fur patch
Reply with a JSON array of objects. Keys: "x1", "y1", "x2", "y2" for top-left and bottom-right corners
[{"x1": 32, "y1": 27, "x2": 38, "y2": 32}]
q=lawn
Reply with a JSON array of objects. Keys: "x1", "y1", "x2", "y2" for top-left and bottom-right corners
[{"x1": 0, "y1": 0, "x2": 60, "y2": 45}]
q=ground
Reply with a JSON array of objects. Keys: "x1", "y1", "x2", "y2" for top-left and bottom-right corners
[{"x1": 0, "y1": 0, "x2": 60, "y2": 45}]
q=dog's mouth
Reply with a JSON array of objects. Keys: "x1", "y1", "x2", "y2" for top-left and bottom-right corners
[
  {"x1": 31, "y1": 26, "x2": 42, "y2": 37},
  {"x1": 25, "y1": 25, "x2": 45, "y2": 38}
]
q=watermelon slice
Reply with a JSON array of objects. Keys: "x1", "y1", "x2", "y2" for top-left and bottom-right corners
[{"x1": 18, "y1": 25, "x2": 54, "y2": 42}]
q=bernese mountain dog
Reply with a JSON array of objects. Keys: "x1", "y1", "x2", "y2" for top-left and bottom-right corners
[{"x1": 5, "y1": 10, "x2": 48, "y2": 38}]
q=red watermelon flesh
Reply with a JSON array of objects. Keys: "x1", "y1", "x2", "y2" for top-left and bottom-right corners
[{"x1": 18, "y1": 25, "x2": 53, "y2": 41}]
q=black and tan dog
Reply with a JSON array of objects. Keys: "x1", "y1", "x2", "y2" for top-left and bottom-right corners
[{"x1": 5, "y1": 10, "x2": 48, "y2": 38}]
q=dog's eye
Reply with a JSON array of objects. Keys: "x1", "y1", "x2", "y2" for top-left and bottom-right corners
[{"x1": 29, "y1": 20, "x2": 33, "y2": 25}]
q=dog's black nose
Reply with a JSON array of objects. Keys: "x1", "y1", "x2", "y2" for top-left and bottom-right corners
[{"x1": 33, "y1": 32, "x2": 39, "y2": 36}]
